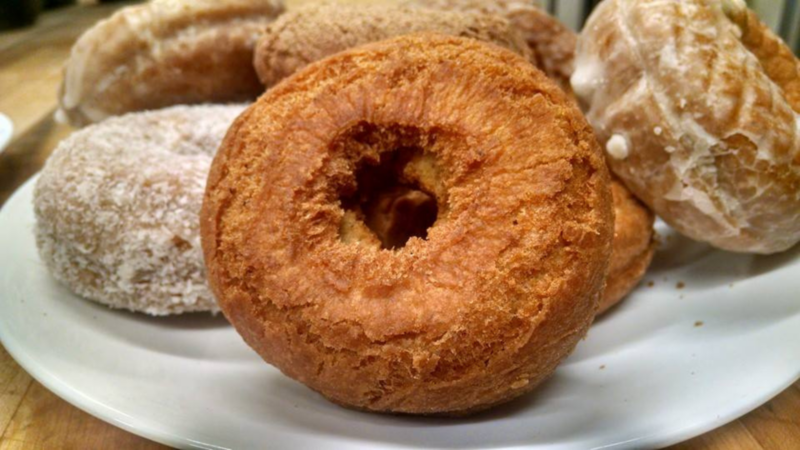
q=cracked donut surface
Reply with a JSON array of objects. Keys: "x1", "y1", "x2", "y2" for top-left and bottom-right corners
[
  {"x1": 572, "y1": 0, "x2": 800, "y2": 254},
  {"x1": 202, "y1": 34, "x2": 613, "y2": 414}
]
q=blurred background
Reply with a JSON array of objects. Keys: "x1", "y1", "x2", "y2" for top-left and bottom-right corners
[
  {"x1": 0, "y1": 0, "x2": 797, "y2": 161},
  {"x1": 547, "y1": 0, "x2": 800, "y2": 53},
  {"x1": 1, "y1": 0, "x2": 799, "y2": 54}
]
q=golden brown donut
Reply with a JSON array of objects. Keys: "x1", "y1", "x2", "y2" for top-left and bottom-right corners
[
  {"x1": 202, "y1": 34, "x2": 613, "y2": 415},
  {"x1": 407, "y1": 0, "x2": 576, "y2": 93},
  {"x1": 350, "y1": 176, "x2": 654, "y2": 314},
  {"x1": 253, "y1": 2, "x2": 532, "y2": 87},
  {"x1": 58, "y1": 0, "x2": 284, "y2": 127},
  {"x1": 423, "y1": 2, "x2": 652, "y2": 308},
  {"x1": 259, "y1": 1, "x2": 649, "y2": 309},
  {"x1": 600, "y1": 179, "x2": 656, "y2": 314},
  {"x1": 572, "y1": 0, "x2": 800, "y2": 254}
]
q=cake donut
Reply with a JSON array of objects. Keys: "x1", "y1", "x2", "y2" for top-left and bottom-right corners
[
  {"x1": 35, "y1": 104, "x2": 246, "y2": 315},
  {"x1": 253, "y1": 2, "x2": 532, "y2": 87},
  {"x1": 601, "y1": 179, "x2": 656, "y2": 314},
  {"x1": 411, "y1": 0, "x2": 576, "y2": 93},
  {"x1": 255, "y1": 1, "x2": 650, "y2": 309},
  {"x1": 420, "y1": 1, "x2": 655, "y2": 307},
  {"x1": 572, "y1": 0, "x2": 800, "y2": 254},
  {"x1": 202, "y1": 34, "x2": 614, "y2": 414},
  {"x1": 58, "y1": 0, "x2": 283, "y2": 127}
]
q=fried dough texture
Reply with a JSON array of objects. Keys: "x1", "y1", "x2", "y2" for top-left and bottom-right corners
[
  {"x1": 600, "y1": 179, "x2": 656, "y2": 314},
  {"x1": 202, "y1": 34, "x2": 613, "y2": 414}
]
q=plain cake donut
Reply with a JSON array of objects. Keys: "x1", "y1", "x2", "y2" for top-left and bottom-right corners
[
  {"x1": 202, "y1": 34, "x2": 613, "y2": 414},
  {"x1": 601, "y1": 179, "x2": 656, "y2": 314},
  {"x1": 256, "y1": 1, "x2": 652, "y2": 309}
]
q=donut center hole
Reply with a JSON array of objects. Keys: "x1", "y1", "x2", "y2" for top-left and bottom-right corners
[{"x1": 340, "y1": 147, "x2": 439, "y2": 250}]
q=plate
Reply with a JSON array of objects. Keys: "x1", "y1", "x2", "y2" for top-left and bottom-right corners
[
  {"x1": 0, "y1": 113, "x2": 12, "y2": 154},
  {"x1": 1, "y1": 176, "x2": 799, "y2": 450}
]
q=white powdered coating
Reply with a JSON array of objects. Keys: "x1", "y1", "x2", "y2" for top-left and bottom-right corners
[
  {"x1": 573, "y1": 0, "x2": 800, "y2": 254},
  {"x1": 34, "y1": 104, "x2": 246, "y2": 315}
]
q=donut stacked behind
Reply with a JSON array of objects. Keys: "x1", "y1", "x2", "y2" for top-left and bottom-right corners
[
  {"x1": 602, "y1": 179, "x2": 656, "y2": 313},
  {"x1": 407, "y1": 0, "x2": 576, "y2": 93},
  {"x1": 202, "y1": 33, "x2": 614, "y2": 414},
  {"x1": 35, "y1": 104, "x2": 245, "y2": 315},
  {"x1": 256, "y1": 1, "x2": 576, "y2": 94},
  {"x1": 253, "y1": 2, "x2": 532, "y2": 87},
  {"x1": 59, "y1": 0, "x2": 284, "y2": 127}
]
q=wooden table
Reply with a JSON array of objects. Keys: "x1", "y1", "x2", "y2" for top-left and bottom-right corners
[{"x1": 0, "y1": 3, "x2": 798, "y2": 449}]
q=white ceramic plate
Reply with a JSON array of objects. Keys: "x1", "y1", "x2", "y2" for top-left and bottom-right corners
[
  {"x1": 1, "y1": 176, "x2": 799, "y2": 450},
  {"x1": 0, "y1": 113, "x2": 12, "y2": 154}
]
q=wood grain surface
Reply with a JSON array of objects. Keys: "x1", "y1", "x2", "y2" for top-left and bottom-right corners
[{"x1": 0, "y1": 2, "x2": 798, "y2": 449}]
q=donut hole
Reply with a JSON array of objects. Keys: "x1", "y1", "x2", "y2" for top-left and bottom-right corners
[{"x1": 339, "y1": 145, "x2": 439, "y2": 250}]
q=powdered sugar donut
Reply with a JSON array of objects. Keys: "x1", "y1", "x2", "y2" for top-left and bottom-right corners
[{"x1": 34, "y1": 104, "x2": 245, "y2": 315}]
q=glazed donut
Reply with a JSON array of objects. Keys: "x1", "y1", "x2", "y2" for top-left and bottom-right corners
[
  {"x1": 601, "y1": 179, "x2": 656, "y2": 314},
  {"x1": 202, "y1": 33, "x2": 613, "y2": 415},
  {"x1": 58, "y1": 0, "x2": 283, "y2": 127},
  {"x1": 35, "y1": 104, "x2": 246, "y2": 315},
  {"x1": 407, "y1": 0, "x2": 576, "y2": 93},
  {"x1": 572, "y1": 0, "x2": 800, "y2": 254},
  {"x1": 253, "y1": 2, "x2": 532, "y2": 87}
]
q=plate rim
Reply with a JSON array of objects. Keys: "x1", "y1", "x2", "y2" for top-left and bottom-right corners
[{"x1": 0, "y1": 175, "x2": 231, "y2": 450}]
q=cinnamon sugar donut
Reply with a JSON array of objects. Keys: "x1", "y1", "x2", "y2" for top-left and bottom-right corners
[
  {"x1": 58, "y1": 0, "x2": 283, "y2": 127},
  {"x1": 253, "y1": 2, "x2": 532, "y2": 87},
  {"x1": 410, "y1": 0, "x2": 576, "y2": 93},
  {"x1": 202, "y1": 34, "x2": 613, "y2": 414},
  {"x1": 35, "y1": 104, "x2": 246, "y2": 315},
  {"x1": 601, "y1": 179, "x2": 656, "y2": 314},
  {"x1": 572, "y1": 0, "x2": 800, "y2": 254}
]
